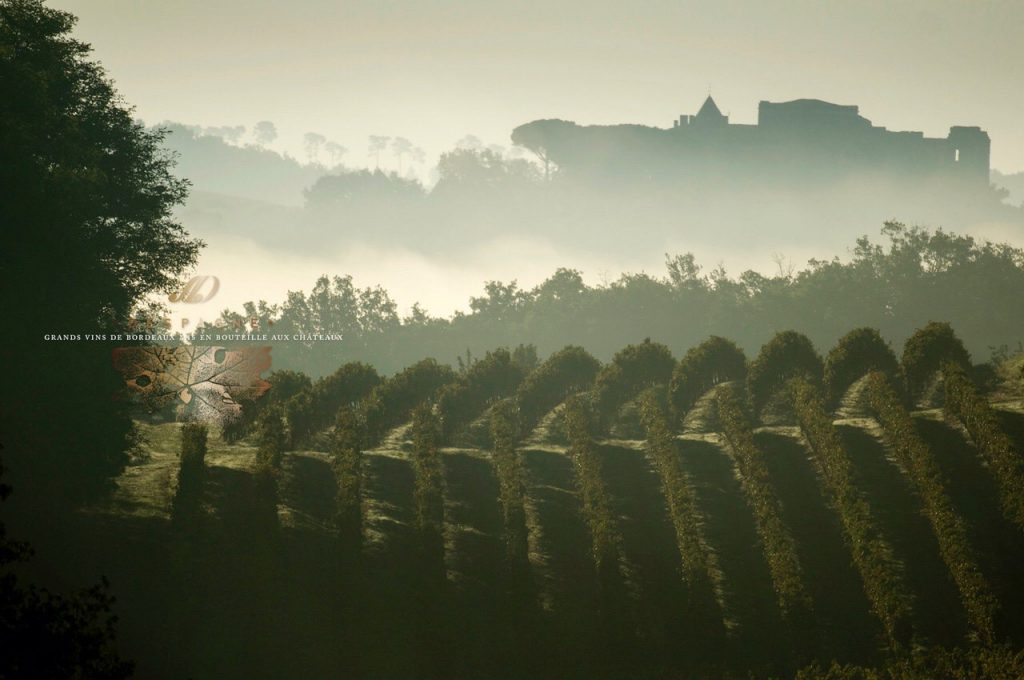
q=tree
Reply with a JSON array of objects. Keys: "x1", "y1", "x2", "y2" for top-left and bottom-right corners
[
  {"x1": 747, "y1": 332, "x2": 824, "y2": 418},
  {"x1": 172, "y1": 423, "x2": 208, "y2": 525},
  {"x1": 593, "y1": 339, "x2": 676, "y2": 422},
  {"x1": 322, "y1": 141, "x2": 346, "y2": 167},
  {"x1": 303, "y1": 132, "x2": 327, "y2": 164},
  {"x1": 901, "y1": 322, "x2": 971, "y2": 401},
  {"x1": 669, "y1": 336, "x2": 747, "y2": 417},
  {"x1": 391, "y1": 136, "x2": 413, "y2": 174},
  {"x1": 368, "y1": 135, "x2": 390, "y2": 169},
  {"x1": 0, "y1": 0, "x2": 202, "y2": 500},
  {"x1": 253, "y1": 120, "x2": 278, "y2": 146}
]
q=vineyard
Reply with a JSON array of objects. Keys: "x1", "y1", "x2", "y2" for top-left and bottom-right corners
[{"x1": 65, "y1": 323, "x2": 1024, "y2": 678}]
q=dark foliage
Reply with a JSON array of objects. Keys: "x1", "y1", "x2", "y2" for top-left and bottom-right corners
[
  {"x1": 942, "y1": 363, "x2": 1024, "y2": 530},
  {"x1": 0, "y1": 0, "x2": 201, "y2": 501},
  {"x1": 748, "y1": 332, "x2": 824, "y2": 418},
  {"x1": 789, "y1": 378, "x2": 912, "y2": 647},
  {"x1": 0, "y1": 456, "x2": 133, "y2": 678},
  {"x1": 901, "y1": 322, "x2": 971, "y2": 401},
  {"x1": 332, "y1": 405, "x2": 364, "y2": 550},
  {"x1": 490, "y1": 399, "x2": 529, "y2": 565},
  {"x1": 593, "y1": 339, "x2": 675, "y2": 424},
  {"x1": 437, "y1": 348, "x2": 527, "y2": 441},
  {"x1": 669, "y1": 336, "x2": 748, "y2": 419},
  {"x1": 221, "y1": 369, "x2": 311, "y2": 443},
  {"x1": 514, "y1": 346, "x2": 601, "y2": 435},
  {"x1": 361, "y1": 359, "x2": 456, "y2": 446},
  {"x1": 286, "y1": 363, "x2": 380, "y2": 448},
  {"x1": 715, "y1": 384, "x2": 809, "y2": 619},
  {"x1": 864, "y1": 372, "x2": 996, "y2": 642},
  {"x1": 171, "y1": 424, "x2": 207, "y2": 525},
  {"x1": 211, "y1": 224, "x2": 1024, "y2": 383},
  {"x1": 823, "y1": 328, "x2": 901, "y2": 410}
]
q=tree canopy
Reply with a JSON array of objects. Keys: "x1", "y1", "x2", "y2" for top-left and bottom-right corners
[{"x1": 0, "y1": 0, "x2": 201, "y2": 498}]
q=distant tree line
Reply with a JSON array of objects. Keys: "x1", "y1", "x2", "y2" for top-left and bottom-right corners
[{"x1": 197, "y1": 223, "x2": 1024, "y2": 379}]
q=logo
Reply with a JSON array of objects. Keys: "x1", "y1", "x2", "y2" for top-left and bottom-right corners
[{"x1": 168, "y1": 276, "x2": 220, "y2": 304}]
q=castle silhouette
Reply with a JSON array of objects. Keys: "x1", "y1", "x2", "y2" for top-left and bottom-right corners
[{"x1": 512, "y1": 96, "x2": 990, "y2": 188}]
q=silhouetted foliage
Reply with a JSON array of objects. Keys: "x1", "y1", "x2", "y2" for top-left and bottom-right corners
[
  {"x1": 748, "y1": 332, "x2": 824, "y2": 418},
  {"x1": 670, "y1": 336, "x2": 748, "y2": 418},
  {"x1": 171, "y1": 424, "x2": 207, "y2": 525},
  {"x1": 795, "y1": 643, "x2": 1024, "y2": 679},
  {"x1": 490, "y1": 399, "x2": 528, "y2": 565},
  {"x1": 221, "y1": 369, "x2": 311, "y2": 443},
  {"x1": 0, "y1": 0, "x2": 201, "y2": 501},
  {"x1": 593, "y1": 339, "x2": 675, "y2": 424},
  {"x1": 437, "y1": 348, "x2": 527, "y2": 441},
  {"x1": 515, "y1": 346, "x2": 601, "y2": 435},
  {"x1": 0, "y1": 456, "x2": 133, "y2": 678},
  {"x1": 286, "y1": 363, "x2": 380, "y2": 448},
  {"x1": 411, "y1": 404, "x2": 444, "y2": 543},
  {"x1": 901, "y1": 322, "x2": 972, "y2": 401},
  {"x1": 361, "y1": 359, "x2": 457, "y2": 446},
  {"x1": 253, "y1": 407, "x2": 286, "y2": 530},
  {"x1": 332, "y1": 405, "x2": 364, "y2": 551},
  {"x1": 208, "y1": 224, "x2": 1024, "y2": 387},
  {"x1": 824, "y1": 328, "x2": 901, "y2": 409}
]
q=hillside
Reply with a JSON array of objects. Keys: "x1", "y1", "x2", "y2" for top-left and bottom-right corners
[{"x1": 18, "y1": 328, "x2": 1024, "y2": 679}]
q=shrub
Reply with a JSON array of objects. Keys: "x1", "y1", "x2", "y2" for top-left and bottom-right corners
[
  {"x1": 638, "y1": 388, "x2": 722, "y2": 602},
  {"x1": 362, "y1": 359, "x2": 457, "y2": 446},
  {"x1": 865, "y1": 371, "x2": 996, "y2": 643},
  {"x1": 172, "y1": 423, "x2": 208, "y2": 525},
  {"x1": 564, "y1": 394, "x2": 620, "y2": 573},
  {"x1": 593, "y1": 339, "x2": 675, "y2": 425},
  {"x1": 515, "y1": 345, "x2": 601, "y2": 435},
  {"x1": 795, "y1": 643, "x2": 1024, "y2": 679},
  {"x1": 490, "y1": 399, "x2": 528, "y2": 564},
  {"x1": 943, "y1": 363, "x2": 1024, "y2": 530},
  {"x1": 669, "y1": 336, "x2": 747, "y2": 420},
  {"x1": 333, "y1": 404, "x2": 365, "y2": 549},
  {"x1": 789, "y1": 378, "x2": 912, "y2": 647},
  {"x1": 437, "y1": 348, "x2": 526, "y2": 441},
  {"x1": 715, "y1": 384, "x2": 809, "y2": 619},
  {"x1": 411, "y1": 403, "x2": 445, "y2": 544},
  {"x1": 823, "y1": 328, "x2": 901, "y2": 410},
  {"x1": 286, "y1": 363, "x2": 380, "y2": 448},
  {"x1": 901, "y1": 322, "x2": 971, "y2": 401},
  {"x1": 748, "y1": 332, "x2": 824, "y2": 418},
  {"x1": 254, "y1": 406, "x2": 287, "y2": 530},
  {"x1": 178, "y1": 423, "x2": 208, "y2": 485},
  {"x1": 221, "y1": 369, "x2": 312, "y2": 443}
]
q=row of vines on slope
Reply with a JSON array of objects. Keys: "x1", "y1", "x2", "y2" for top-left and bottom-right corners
[
  {"x1": 943, "y1": 363, "x2": 1024, "y2": 530},
  {"x1": 789, "y1": 378, "x2": 914, "y2": 647},
  {"x1": 638, "y1": 389, "x2": 728, "y2": 630},
  {"x1": 864, "y1": 371, "x2": 997, "y2": 643},
  {"x1": 714, "y1": 384, "x2": 810, "y2": 621}
]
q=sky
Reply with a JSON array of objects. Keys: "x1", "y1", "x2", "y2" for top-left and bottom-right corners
[
  {"x1": 52, "y1": 0, "x2": 1024, "y2": 174},
  {"x1": 45, "y1": 0, "x2": 1024, "y2": 321}
]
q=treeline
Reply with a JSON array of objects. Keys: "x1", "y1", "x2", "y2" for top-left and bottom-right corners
[{"x1": 192, "y1": 223, "x2": 1024, "y2": 378}]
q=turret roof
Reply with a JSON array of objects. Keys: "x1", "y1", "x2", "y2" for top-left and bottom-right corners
[{"x1": 696, "y1": 96, "x2": 725, "y2": 119}]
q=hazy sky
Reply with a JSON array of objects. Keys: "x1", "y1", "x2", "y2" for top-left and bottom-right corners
[{"x1": 52, "y1": 0, "x2": 1024, "y2": 173}]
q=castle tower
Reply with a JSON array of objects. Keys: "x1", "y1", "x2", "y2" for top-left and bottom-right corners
[
  {"x1": 947, "y1": 126, "x2": 990, "y2": 185},
  {"x1": 693, "y1": 95, "x2": 728, "y2": 127}
]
